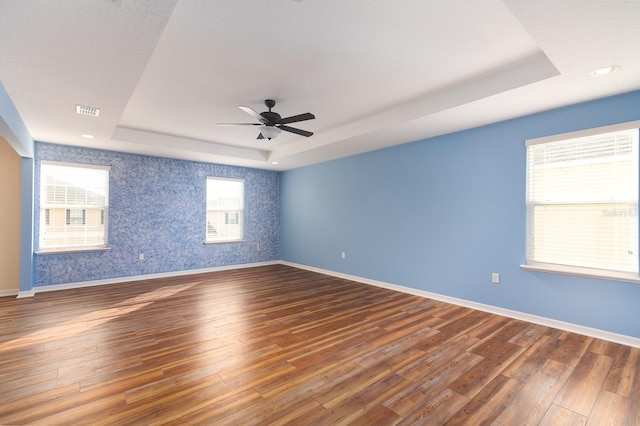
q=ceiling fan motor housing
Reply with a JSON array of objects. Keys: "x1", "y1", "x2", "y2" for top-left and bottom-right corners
[
  {"x1": 260, "y1": 111, "x2": 281, "y2": 124},
  {"x1": 261, "y1": 100, "x2": 280, "y2": 124}
]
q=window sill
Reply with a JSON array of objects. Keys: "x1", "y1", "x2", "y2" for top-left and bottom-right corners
[
  {"x1": 204, "y1": 239, "x2": 246, "y2": 245},
  {"x1": 35, "y1": 246, "x2": 111, "y2": 255},
  {"x1": 521, "y1": 263, "x2": 640, "y2": 284}
]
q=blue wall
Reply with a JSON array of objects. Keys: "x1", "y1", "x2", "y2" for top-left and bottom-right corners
[
  {"x1": 280, "y1": 90, "x2": 640, "y2": 338},
  {"x1": 34, "y1": 143, "x2": 279, "y2": 286}
]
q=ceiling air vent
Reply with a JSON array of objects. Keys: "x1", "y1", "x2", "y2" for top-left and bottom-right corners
[{"x1": 76, "y1": 105, "x2": 100, "y2": 117}]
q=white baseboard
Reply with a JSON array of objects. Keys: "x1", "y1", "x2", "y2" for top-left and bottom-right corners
[
  {"x1": 17, "y1": 290, "x2": 35, "y2": 298},
  {"x1": 281, "y1": 261, "x2": 640, "y2": 349},
  {"x1": 0, "y1": 289, "x2": 19, "y2": 298},
  {"x1": 28, "y1": 261, "x2": 280, "y2": 295}
]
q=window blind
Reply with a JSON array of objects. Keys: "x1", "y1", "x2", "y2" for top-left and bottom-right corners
[
  {"x1": 526, "y1": 127, "x2": 639, "y2": 275},
  {"x1": 40, "y1": 162, "x2": 110, "y2": 250},
  {"x1": 206, "y1": 177, "x2": 244, "y2": 242}
]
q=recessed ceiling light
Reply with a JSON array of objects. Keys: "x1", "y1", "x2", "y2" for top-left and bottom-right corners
[
  {"x1": 81, "y1": 134, "x2": 95, "y2": 139},
  {"x1": 271, "y1": 161, "x2": 279, "y2": 165},
  {"x1": 590, "y1": 65, "x2": 620, "y2": 77}
]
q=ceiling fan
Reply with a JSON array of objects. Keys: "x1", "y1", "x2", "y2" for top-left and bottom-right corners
[{"x1": 217, "y1": 99, "x2": 315, "y2": 140}]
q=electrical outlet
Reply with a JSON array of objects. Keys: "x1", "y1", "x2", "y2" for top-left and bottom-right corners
[
  {"x1": 341, "y1": 251, "x2": 346, "y2": 259},
  {"x1": 138, "y1": 253, "x2": 144, "y2": 261},
  {"x1": 492, "y1": 272, "x2": 500, "y2": 284},
  {"x1": 256, "y1": 243, "x2": 261, "y2": 250}
]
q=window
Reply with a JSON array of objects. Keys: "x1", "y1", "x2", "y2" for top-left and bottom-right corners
[
  {"x1": 225, "y1": 212, "x2": 239, "y2": 225},
  {"x1": 40, "y1": 162, "x2": 110, "y2": 251},
  {"x1": 66, "y1": 209, "x2": 86, "y2": 225},
  {"x1": 525, "y1": 122, "x2": 639, "y2": 280},
  {"x1": 206, "y1": 177, "x2": 244, "y2": 242}
]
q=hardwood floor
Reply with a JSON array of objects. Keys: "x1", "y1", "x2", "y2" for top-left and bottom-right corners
[{"x1": 1, "y1": 264, "x2": 639, "y2": 425}]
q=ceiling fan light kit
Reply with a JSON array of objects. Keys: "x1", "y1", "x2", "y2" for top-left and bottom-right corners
[
  {"x1": 217, "y1": 99, "x2": 315, "y2": 140},
  {"x1": 259, "y1": 125, "x2": 281, "y2": 140}
]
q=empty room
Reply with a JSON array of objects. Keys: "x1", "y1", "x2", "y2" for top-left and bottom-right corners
[{"x1": 2, "y1": 0, "x2": 640, "y2": 424}]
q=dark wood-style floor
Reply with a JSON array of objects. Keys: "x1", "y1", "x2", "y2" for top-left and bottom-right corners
[{"x1": 1, "y1": 264, "x2": 639, "y2": 425}]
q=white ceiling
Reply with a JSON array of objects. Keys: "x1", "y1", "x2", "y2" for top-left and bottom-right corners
[{"x1": 1, "y1": 0, "x2": 639, "y2": 170}]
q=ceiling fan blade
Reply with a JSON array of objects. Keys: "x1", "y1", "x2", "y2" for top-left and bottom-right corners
[
  {"x1": 278, "y1": 112, "x2": 315, "y2": 125},
  {"x1": 238, "y1": 105, "x2": 267, "y2": 124},
  {"x1": 216, "y1": 122, "x2": 261, "y2": 126},
  {"x1": 257, "y1": 133, "x2": 265, "y2": 139},
  {"x1": 279, "y1": 125, "x2": 313, "y2": 137}
]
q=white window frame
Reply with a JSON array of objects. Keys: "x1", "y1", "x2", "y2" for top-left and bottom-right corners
[
  {"x1": 206, "y1": 177, "x2": 244, "y2": 243},
  {"x1": 522, "y1": 121, "x2": 640, "y2": 283},
  {"x1": 38, "y1": 161, "x2": 110, "y2": 253}
]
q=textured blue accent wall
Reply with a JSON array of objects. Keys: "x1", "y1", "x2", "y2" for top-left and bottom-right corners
[
  {"x1": 280, "y1": 90, "x2": 640, "y2": 338},
  {"x1": 34, "y1": 143, "x2": 279, "y2": 286}
]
